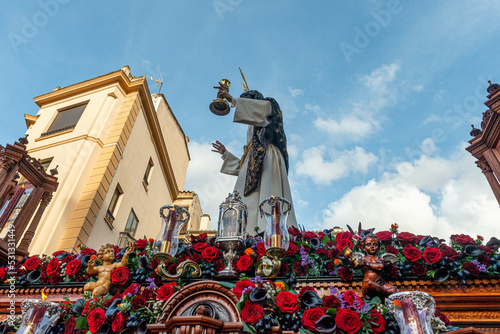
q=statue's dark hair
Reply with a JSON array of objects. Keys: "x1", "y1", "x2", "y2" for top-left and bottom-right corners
[
  {"x1": 360, "y1": 233, "x2": 381, "y2": 249},
  {"x1": 240, "y1": 90, "x2": 264, "y2": 100}
]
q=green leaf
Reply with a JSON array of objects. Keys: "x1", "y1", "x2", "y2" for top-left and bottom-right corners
[
  {"x1": 243, "y1": 322, "x2": 256, "y2": 333},
  {"x1": 326, "y1": 307, "x2": 337, "y2": 317},
  {"x1": 322, "y1": 235, "x2": 330, "y2": 245},
  {"x1": 368, "y1": 296, "x2": 382, "y2": 306},
  {"x1": 75, "y1": 317, "x2": 88, "y2": 330},
  {"x1": 427, "y1": 270, "x2": 436, "y2": 278},
  {"x1": 219, "y1": 281, "x2": 236, "y2": 289},
  {"x1": 236, "y1": 294, "x2": 249, "y2": 312},
  {"x1": 299, "y1": 328, "x2": 315, "y2": 334}
]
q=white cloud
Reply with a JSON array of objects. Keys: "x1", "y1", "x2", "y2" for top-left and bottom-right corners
[
  {"x1": 315, "y1": 63, "x2": 401, "y2": 141},
  {"x1": 296, "y1": 146, "x2": 377, "y2": 185},
  {"x1": 320, "y1": 145, "x2": 500, "y2": 240},
  {"x1": 288, "y1": 87, "x2": 304, "y2": 97},
  {"x1": 183, "y1": 141, "x2": 236, "y2": 230},
  {"x1": 413, "y1": 85, "x2": 424, "y2": 92},
  {"x1": 423, "y1": 114, "x2": 441, "y2": 125},
  {"x1": 305, "y1": 104, "x2": 321, "y2": 113}
]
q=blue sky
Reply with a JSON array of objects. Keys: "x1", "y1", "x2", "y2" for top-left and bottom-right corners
[{"x1": 1, "y1": 1, "x2": 499, "y2": 240}]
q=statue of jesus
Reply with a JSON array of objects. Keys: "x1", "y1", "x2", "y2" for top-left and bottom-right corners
[{"x1": 212, "y1": 86, "x2": 297, "y2": 234}]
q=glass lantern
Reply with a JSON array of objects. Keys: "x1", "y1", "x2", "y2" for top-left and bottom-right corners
[
  {"x1": 385, "y1": 291, "x2": 436, "y2": 334},
  {"x1": 259, "y1": 196, "x2": 291, "y2": 259},
  {"x1": 216, "y1": 191, "x2": 247, "y2": 279},
  {"x1": 17, "y1": 299, "x2": 63, "y2": 334},
  {"x1": 153, "y1": 204, "x2": 190, "y2": 263}
]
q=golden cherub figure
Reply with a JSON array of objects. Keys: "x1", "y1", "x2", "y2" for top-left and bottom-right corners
[{"x1": 83, "y1": 242, "x2": 136, "y2": 298}]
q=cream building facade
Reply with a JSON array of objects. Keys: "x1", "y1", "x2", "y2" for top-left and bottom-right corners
[{"x1": 18, "y1": 66, "x2": 209, "y2": 255}]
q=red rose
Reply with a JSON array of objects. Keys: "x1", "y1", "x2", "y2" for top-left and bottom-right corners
[
  {"x1": 0, "y1": 268, "x2": 7, "y2": 282},
  {"x1": 336, "y1": 309, "x2": 362, "y2": 334},
  {"x1": 397, "y1": 232, "x2": 415, "y2": 245},
  {"x1": 423, "y1": 247, "x2": 442, "y2": 265},
  {"x1": 157, "y1": 282, "x2": 177, "y2": 301},
  {"x1": 304, "y1": 232, "x2": 317, "y2": 239},
  {"x1": 234, "y1": 279, "x2": 255, "y2": 298},
  {"x1": 301, "y1": 307, "x2": 327, "y2": 331},
  {"x1": 342, "y1": 290, "x2": 363, "y2": 307},
  {"x1": 403, "y1": 245, "x2": 421, "y2": 262},
  {"x1": 326, "y1": 240, "x2": 335, "y2": 248},
  {"x1": 256, "y1": 243, "x2": 266, "y2": 257},
  {"x1": 192, "y1": 242, "x2": 208, "y2": 253},
  {"x1": 336, "y1": 232, "x2": 353, "y2": 251},
  {"x1": 376, "y1": 231, "x2": 393, "y2": 245},
  {"x1": 80, "y1": 248, "x2": 97, "y2": 256},
  {"x1": 235, "y1": 255, "x2": 253, "y2": 272},
  {"x1": 53, "y1": 250, "x2": 67, "y2": 257},
  {"x1": 46, "y1": 258, "x2": 61, "y2": 275},
  {"x1": 123, "y1": 283, "x2": 141, "y2": 297},
  {"x1": 112, "y1": 312, "x2": 125, "y2": 333},
  {"x1": 339, "y1": 266, "x2": 353, "y2": 281},
  {"x1": 450, "y1": 234, "x2": 475, "y2": 246},
  {"x1": 441, "y1": 246, "x2": 458, "y2": 260},
  {"x1": 65, "y1": 259, "x2": 82, "y2": 276},
  {"x1": 298, "y1": 287, "x2": 317, "y2": 301},
  {"x1": 110, "y1": 267, "x2": 130, "y2": 285},
  {"x1": 276, "y1": 290, "x2": 299, "y2": 313},
  {"x1": 287, "y1": 243, "x2": 298, "y2": 256},
  {"x1": 201, "y1": 246, "x2": 218, "y2": 263},
  {"x1": 214, "y1": 259, "x2": 225, "y2": 272},
  {"x1": 385, "y1": 245, "x2": 399, "y2": 255},
  {"x1": 288, "y1": 226, "x2": 301, "y2": 237},
  {"x1": 328, "y1": 247, "x2": 339, "y2": 259},
  {"x1": 479, "y1": 245, "x2": 494, "y2": 255},
  {"x1": 64, "y1": 316, "x2": 75, "y2": 334},
  {"x1": 62, "y1": 255, "x2": 76, "y2": 264},
  {"x1": 369, "y1": 310, "x2": 387, "y2": 334},
  {"x1": 415, "y1": 235, "x2": 426, "y2": 244},
  {"x1": 87, "y1": 307, "x2": 106, "y2": 333},
  {"x1": 323, "y1": 295, "x2": 341, "y2": 309},
  {"x1": 135, "y1": 239, "x2": 147, "y2": 250},
  {"x1": 24, "y1": 256, "x2": 40, "y2": 270},
  {"x1": 241, "y1": 301, "x2": 264, "y2": 325},
  {"x1": 411, "y1": 263, "x2": 427, "y2": 276}
]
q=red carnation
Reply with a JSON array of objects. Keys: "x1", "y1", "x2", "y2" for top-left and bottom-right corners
[
  {"x1": 87, "y1": 307, "x2": 106, "y2": 333},
  {"x1": 336, "y1": 308, "x2": 362, "y2": 334},
  {"x1": 50, "y1": 272, "x2": 62, "y2": 284},
  {"x1": 131, "y1": 295, "x2": 146, "y2": 311},
  {"x1": 298, "y1": 286, "x2": 317, "y2": 301},
  {"x1": 376, "y1": 231, "x2": 393, "y2": 245},
  {"x1": 190, "y1": 253, "x2": 202, "y2": 263},
  {"x1": 24, "y1": 256, "x2": 40, "y2": 270},
  {"x1": 235, "y1": 255, "x2": 253, "y2": 272},
  {"x1": 65, "y1": 259, "x2": 82, "y2": 276},
  {"x1": 323, "y1": 295, "x2": 341, "y2": 308},
  {"x1": 201, "y1": 246, "x2": 218, "y2": 263},
  {"x1": 304, "y1": 231, "x2": 317, "y2": 239},
  {"x1": 385, "y1": 263, "x2": 399, "y2": 279},
  {"x1": 80, "y1": 248, "x2": 97, "y2": 256},
  {"x1": 240, "y1": 301, "x2": 264, "y2": 325},
  {"x1": 46, "y1": 258, "x2": 61, "y2": 275},
  {"x1": 316, "y1": 248, "x2": 328, "y2": 256},
  {"x1": 301, "y1": 307, "x2": 327, "y2": 331},
  {"x1": 342, "y1": 290, "x2": 364, "y2": 307},
  {"x1": 339, "y1": 266, "x2": 353, "y2": 281},
  {"x1": 463, "y1": 262, "x2": 480, "y2": 276},
  {"x1": 293, "y1": 262, "x2": 308, "y2": 276},
  {"x1": 397, "y1": 232, "x2": 415, "y2": 245},
  {"x1": 278, "y1": 262, "x2": 289, "y2": 276},
  {"x1": 385, "y1": 245, "x2": 399, "y2": 255},
  {"x1": 411, "y1": 263, "x2": 427, "y2": 276},
  {"x1": 110, "y1": 267, "x2": 130, "y2": 285},
  {"x1": 441, "y1": 246, "x2": 458, "y2": 260},
  {"x1": 325, "y1": 261, "x2": 336, "y2": 272},
  {"x1": 157, "y1": 282, "x2": 177, "y2": 301},
  {"x1": 403, "y1": 245, "x2": 421, "y2": 262},
  {"x1": 328, "y1": 247, "x2": 339, "y2": 259},
  {"x1": 423, "y1": 247, "x2": 442, "y2": 265}
]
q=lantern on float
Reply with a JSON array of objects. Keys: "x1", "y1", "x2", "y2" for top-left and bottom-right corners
[
  {"x1": 256, "y1": 195, "x2": 291, "y2": 278},
  {"x1": 153, "y1": 204, "x2": 201, "y2": 280},
  {"x1": 216, "y1": 191, "x2": 248, "y2": 279}
]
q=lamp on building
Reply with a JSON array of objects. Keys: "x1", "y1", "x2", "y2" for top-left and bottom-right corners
[
  {"x1": 256, "y1": 196, "x2": 291, "y2": 278},
  {"x1": 216, "y1": 191, "x2": 248, "y2": 279},
  {"x1": 153, "y1": 205, "x2": 201, "y2": 281}
]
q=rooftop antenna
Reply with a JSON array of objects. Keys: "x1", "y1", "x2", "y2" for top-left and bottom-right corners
[{"x1": 148, "y1": 74, "x2": 164, "y2": 94}]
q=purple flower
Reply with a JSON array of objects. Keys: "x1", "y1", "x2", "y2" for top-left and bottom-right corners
[
  {"x1": 471, "y1": 260, "x2": 489, "y2": 274},
  {"x1": 146, "y1": 277, "x2": 157, "y2": 290},
  {"x1": 300, "y1": 245, "x2": 315, "y2": 268}
]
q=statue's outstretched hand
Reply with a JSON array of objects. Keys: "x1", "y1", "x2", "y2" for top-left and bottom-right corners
[
  {"x1": 213, "y1": 86, "x2": 233, "y2": 102},
  {"x1": 212, "y1": 141, "x2": 227, "y2": 155}
]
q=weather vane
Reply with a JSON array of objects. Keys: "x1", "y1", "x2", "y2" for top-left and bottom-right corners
[{"x1": 148, "y1": 74, "x2": 164, "y2": 94}]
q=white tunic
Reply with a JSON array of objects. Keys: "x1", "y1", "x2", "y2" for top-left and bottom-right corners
[{"x1": 220, "y1": 97, "x2": 297, "y2": 234}]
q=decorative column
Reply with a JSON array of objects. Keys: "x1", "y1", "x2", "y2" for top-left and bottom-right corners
[
  {"x1": 10, "y1": 187, "x2": 44, "y2": 246},
  {"x1": 0, "y1": 186, "x2": 25, "y2": 229},
  {"x1": 477, "y1": 159, "x2": 500, "y2": 206},
  {"x1": 18, "y1": 193, "x2": 52, "y2": 252},
  {"x1": 0, "y1": 161, "x2": 18, "y2": 207}
]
